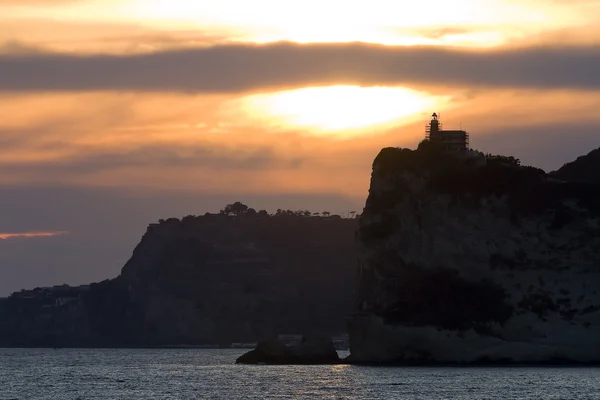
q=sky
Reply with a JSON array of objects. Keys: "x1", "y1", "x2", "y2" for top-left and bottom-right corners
[{"x1": 1, "y1": 0, "x2": 600, "y2": 295}]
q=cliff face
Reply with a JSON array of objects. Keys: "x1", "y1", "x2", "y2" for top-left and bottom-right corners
[
  {"x1": 0, "y1": 214, "x2": 357, "y2": 347},
  {"x1": 119, "y1": 215, "x2": 357, "y2": 345},
  {"x1": 349, "y1": 144, "x2": 600, "y2": 363}
]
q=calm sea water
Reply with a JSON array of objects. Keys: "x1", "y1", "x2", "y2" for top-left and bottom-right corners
[{"x1": 0, "y1": 348, "x2": 598, "y2": 399}]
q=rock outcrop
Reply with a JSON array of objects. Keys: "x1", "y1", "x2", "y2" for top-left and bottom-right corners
[
  {"x1": 348, "y1": 143, "x2": 600, "y2": 364},
  {"x1": 552, "y1": 147, "x2": 600, "y2": 184},
  {"x1": 0, "y1": 213, "x2": 357, "y2": 347},
  {"x1": 236, "y1": 336, "x2": 341, "y2": 364}
]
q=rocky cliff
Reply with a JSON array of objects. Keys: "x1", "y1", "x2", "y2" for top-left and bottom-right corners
[
  {"x1": 348, "y1": 143, "x2": 600, "y2": 364},
  {"x1": 118, "y1": 214, "x2": 357, "y2": 345},
  {"x1": 552, "y1": 147, "x2": 600, "y2": 184},
  {"x1": 0, "y1": 213, "x2": 357, "y2": 347}
]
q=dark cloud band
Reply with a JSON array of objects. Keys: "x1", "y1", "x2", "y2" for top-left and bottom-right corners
[
  {"x1": 1, "y1": 42, "x2": 599, "y2": 92},
  {"x1": 0, "y1": 137, "x2": 306, "y2": 175}
]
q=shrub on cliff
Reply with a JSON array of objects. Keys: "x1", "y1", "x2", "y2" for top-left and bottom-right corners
[{"x1": 485, "y1": 154, "x2": 521, "y2": 167}]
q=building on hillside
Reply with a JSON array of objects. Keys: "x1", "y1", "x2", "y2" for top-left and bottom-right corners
[{"x1": 425, "y1": 113, "x2": 469, "y2": 151}]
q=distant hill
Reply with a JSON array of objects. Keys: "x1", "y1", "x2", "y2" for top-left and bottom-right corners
[
  {"x1": 0, "y1": 208, "x2": 359, "y2": 347},
  {"x1": 552, "y1": 147, "x2": 600, "y2": 184}
]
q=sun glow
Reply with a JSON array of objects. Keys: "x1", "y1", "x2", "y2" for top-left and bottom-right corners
[
  {"x1": 124, "y1": 0, "x2": 574, "y2": 47},
  {"x1": 240, "y1": 86, "x2": 444, "y2": 135},
  {"x1": 2, "y1": 0, "x2": 591, "y2": 51}
]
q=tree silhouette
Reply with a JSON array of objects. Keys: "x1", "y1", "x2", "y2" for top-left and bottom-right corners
[
  {"x1": 486, "y1": 154, "x2": 521, "y2": 167},
  {"x1": 220, "y1": 202, "x2": 249, "y2": 216},
  {"x1": 182, "y1": 215, "x2": 196, "y2": 224}
]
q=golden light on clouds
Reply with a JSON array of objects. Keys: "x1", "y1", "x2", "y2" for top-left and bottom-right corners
[
  {"x1": 2, "y1": 0, "x2": 593, "y2": 50},
  {"x1": 0, "y1": 231, "x2": 68, "y2": 240},
  {"x1": 125, "y1": 0, "x2": 542, "y2": 46},
  {"x1": 239, "y1": 86, "x2": 445, "y2": 135}
]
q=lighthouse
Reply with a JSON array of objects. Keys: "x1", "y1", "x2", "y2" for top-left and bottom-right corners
[{"x1": 425, "y1": 113, "x2": 469, "y2": 152}]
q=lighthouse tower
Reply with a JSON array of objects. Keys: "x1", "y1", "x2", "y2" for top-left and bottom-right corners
[
  {"x1": 426, "y1": 112, "x2": 441, "y2": 137},
  {"x1": 425, "y1": 112, "x2": 469, "y2": 151}
]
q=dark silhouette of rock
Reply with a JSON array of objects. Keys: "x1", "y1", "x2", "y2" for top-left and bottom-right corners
[
  {"x1": 551, "y1": 147, "x2": 600, "y2": 184},
  {"x1": 236, "y1": 336, "x2": 341, "y2": 364},
  {"x1": 348, "y1": 145, "x2": 600, "y2": 364},
  {"x1": 0, "y1": 211, "x2": 357, "y2": 347}
]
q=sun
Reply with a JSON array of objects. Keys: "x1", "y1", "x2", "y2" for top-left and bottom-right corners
[{"x1": 239, "y1": 85, "x2": 444, "y2": 136}]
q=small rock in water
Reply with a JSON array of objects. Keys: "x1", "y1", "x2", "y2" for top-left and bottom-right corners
[{"x1": 236, "y1": 336, "x2": 341, "y2": 365}]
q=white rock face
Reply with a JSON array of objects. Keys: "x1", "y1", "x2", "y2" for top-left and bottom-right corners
[{"x1": 349, "y1": 147, "x2": 600, "y2": 364}]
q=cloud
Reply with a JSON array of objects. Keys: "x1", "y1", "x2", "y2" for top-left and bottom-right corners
[
  {"x1": 0, "y1": 141, "x2": 306, "y2": 174},
  {"x1": 0, "y1": 231, "x2": 68, "y2": 240},
  {"x1": 1, "y1": 88, "x2": 599, "y2": 194},
  {"x1": 0, "y1": 23, "x2": 228, "y2": 55},
  {"x1": 0, "y1": 0, "x2": 79, "y2": 4},
  {"x1": 0, "y1": 40, "x2": 45, "y2": 55},
  {"x1": 0, "y1": 42, "x2": 599, "y2": 92}
]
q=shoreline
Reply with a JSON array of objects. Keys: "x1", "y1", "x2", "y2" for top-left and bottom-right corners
[{"x1": 2, "y1": 346, "x2": 600, "y2": 367}]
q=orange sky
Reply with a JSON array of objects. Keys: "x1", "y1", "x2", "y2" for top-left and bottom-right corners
[
  {"x1": 1, "y1": 0, "x2": 600, "y2": 200},
  {"x1": 3, "y1": 0, "x2": 599, "y2": 50},
  {"x1": 1, "y1": 0, "x2": 600, "y2": 292}
]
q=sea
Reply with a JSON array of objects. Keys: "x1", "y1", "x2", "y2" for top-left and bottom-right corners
[{"x1": 0, "y1": 348, "x2": 599, "y2": 399}]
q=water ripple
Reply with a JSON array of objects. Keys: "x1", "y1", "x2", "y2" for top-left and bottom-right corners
[{"x1": 0, "y1": 349, "x2": 598, "y2": 399}]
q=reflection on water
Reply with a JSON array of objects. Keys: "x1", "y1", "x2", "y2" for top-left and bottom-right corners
[{"x1": 0, "y1": 348, "x2": 598, "y2": 399}]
